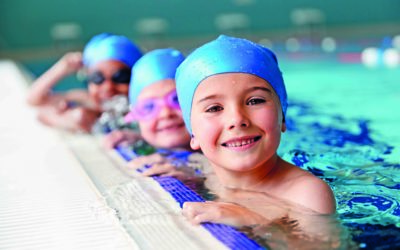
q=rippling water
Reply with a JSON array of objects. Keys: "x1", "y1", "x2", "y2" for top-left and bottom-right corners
[
  {"x1": 277, "y1": 61, "x2": 400, "y2": 249},
  {"x1": 274, "y1": 100, "x2": 398, "y2": 249}
]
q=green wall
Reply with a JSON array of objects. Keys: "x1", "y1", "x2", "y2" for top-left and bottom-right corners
[{"x1": 1, "y1": 0, "x2": 399, "y2": 52}]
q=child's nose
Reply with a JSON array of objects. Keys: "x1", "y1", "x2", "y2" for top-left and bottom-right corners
[
  {"x1": 101, "y1": 79, "x2": 113, "y2": 89},
  {"x1": 100, "y1": 80, "x2": 117, "y2": 94},
  {"x1": 227, "y1": 106, "x2": 250, "y2": 130},
  {"x1": 158, "y1": 105, "x2": 175, "y2": 118}
]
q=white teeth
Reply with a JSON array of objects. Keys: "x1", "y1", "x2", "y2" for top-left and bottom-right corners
[{"x1": 226, "y1": 138, "x2": 255, "y2": 147}]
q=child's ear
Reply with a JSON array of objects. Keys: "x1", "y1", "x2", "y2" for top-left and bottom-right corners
[
  {"x1": 281, "y1": 121, "x2": 286, "y2": 132},
  {"x1": 190, "y1": 135, "x2": 201, "y2": 150}
]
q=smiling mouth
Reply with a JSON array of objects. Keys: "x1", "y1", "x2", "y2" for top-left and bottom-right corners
[
  {"x1": 221, "y1": 136, "x2": 261, "y2": 148},
  {"x1": 157, "y1": 123, "x2": 184, "y2": 132}
]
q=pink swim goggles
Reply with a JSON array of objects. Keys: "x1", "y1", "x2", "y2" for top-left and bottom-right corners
[{"x1": 124, "y1": 89, "x2": 181, "y2": 122}]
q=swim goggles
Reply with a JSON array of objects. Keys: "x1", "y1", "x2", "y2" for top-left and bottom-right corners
[
  {"x1": 124, "y1": 89, "x2": 181, "y2": 122},
  {"x1": 86, "y1": 68, "x2": 131, "y2": 85}
]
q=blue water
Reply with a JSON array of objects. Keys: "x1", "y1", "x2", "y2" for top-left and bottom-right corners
[
  {"x1": 278, "y1": 60, "x2": 400, "y2": 249},
  {"x1": 279, "y1": 100, "x2": 399, "y2": 249}
]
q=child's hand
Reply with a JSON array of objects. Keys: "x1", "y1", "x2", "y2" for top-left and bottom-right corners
[
  {"x1": 103, "y1": 129, "x2": 142, "y2": 149},
  {"x1": 127, "y1": 153, "x2": 200, "y2": 179},
  {"x1": 36, "y1": 105, "x2": 99, "y2": 133},
  {"x1": 182, "y1": 201, "x2": 269, "y2": 228},
  {"x1": 142, "y1": 162, "x2": 201, "y2": 179},
  {"x1": 55, "y1": 52, "x2": 83, "y2": 76},
  {"x1": 127, "y1": 153, "x2": 165, "y2": 170},
  {"x1": 71, "y1": 107, "x2": 99, "y2": 132},
  {"x1": 57, "y1": 106, "x2": 98, "y2": 133}
]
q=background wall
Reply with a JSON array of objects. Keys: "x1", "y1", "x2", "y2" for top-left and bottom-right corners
[{"x1": 1, "y1": 0, "x2": 399, "y2": 60}]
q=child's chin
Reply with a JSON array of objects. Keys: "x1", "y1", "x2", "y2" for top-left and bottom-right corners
[
  {"x1": 157, "y1": 124, "x2": 185, "y2": 133},
  {"x1": 157, "y1": 137, "x2": 188, "y2": 149}
]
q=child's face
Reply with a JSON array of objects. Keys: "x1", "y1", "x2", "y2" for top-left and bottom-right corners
[
  {"x1": 137, "y1": 79, "x2": 190, "y2": 149},
  {"x1": 190, "y1": 73, "x2": 286, "y2": 172},
  {"x1": 87, "y1": 60, "x2": 130, "y2": 106}
]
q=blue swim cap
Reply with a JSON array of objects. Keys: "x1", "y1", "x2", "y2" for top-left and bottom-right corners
[
  {"x1": 176, "y1": 35, "x2": 288, "y2": 134},
  {"x1": 82, "y1": 33, "x2": 142, "y2": 68},
  {"x1": 129, "y1": 48, "x2": 185, "y2": 106}
]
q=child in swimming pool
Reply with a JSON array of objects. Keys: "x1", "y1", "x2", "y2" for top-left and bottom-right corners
[
  {"x1": 104, "y1": 48, "x2": 205, "y2": 178},
  {"x1": 175, "y1": 35, "x2": 336, "y2": 227},
  {"x1": 27, "y1": 33, "x2": 142, "y2": 133}
]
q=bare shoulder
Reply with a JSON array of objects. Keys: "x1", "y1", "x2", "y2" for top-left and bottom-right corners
[{"x1": 282, "y1": 162, "x2": 336, "y2": 214}]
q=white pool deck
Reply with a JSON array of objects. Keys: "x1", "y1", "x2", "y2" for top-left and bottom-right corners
[{"x1": 0, "y1": 60, "x2": 228, "y2": 250}]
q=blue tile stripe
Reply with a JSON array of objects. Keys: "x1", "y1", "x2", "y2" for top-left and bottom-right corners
[{"x1": 115, "y1": 146, "x2": 264, "y2": 250}]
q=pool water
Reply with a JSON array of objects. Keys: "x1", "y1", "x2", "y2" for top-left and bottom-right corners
[{"x1": 279, "y1": 59, "x2": 400, "y2": 249}]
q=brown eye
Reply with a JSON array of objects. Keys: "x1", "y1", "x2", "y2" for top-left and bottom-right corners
[
  {"x1": 206, "y1": 105, "x2": 223, "y2": 113},
  {"x1": 247, "y1": 98, "x2": 266, "y2": 105}
]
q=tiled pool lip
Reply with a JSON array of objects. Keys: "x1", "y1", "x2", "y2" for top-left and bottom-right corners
[{"x1": 115, "y1": 145, "x2": 264, "y2": 250}]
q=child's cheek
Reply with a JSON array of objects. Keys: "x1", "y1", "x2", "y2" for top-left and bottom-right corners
[
  {"x1": 195, "y1": 115, "x2": 219, "y2": 146},
  {"x1": 114, "y1": 85, "x2": 129, "y2": 96},
  {"x1": 138, "y1": 120, "x2": 157, "y2": 142}
]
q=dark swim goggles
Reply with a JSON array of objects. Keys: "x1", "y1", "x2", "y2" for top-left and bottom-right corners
[{"x1": 86, "y1": 68, "x2": 131, "y2": 85}]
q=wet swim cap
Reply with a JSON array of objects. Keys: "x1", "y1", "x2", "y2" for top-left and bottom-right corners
[
  {"x1": 175, "y1": 35, "x2": 288, "y2": 134},
  {"x1": 128, "y1": 48, "x2": 185, "y2": 106},
  {"x1": 82, "y1": 33, "x2": 142, "y2": 68}
]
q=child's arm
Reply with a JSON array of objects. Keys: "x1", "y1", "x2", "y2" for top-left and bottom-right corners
[
  {"x1": 181, "y1": 199, "x2": 341, "y2": 244},
  {"x1": 27, "y1": 52, "x2": 83, "y2": 106},
  {"x1": 36, "y1": 103, "x2": 99, "y2": 133},
  {"x1": 103, "y1": 129, "x2": 143, "y2": 149},
  {"x1": 182, "y1": 200, "x2": 344, "y2": 249},
  {"x1": 182, "y1": 201, "x2": 270, "y2": 227}
]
